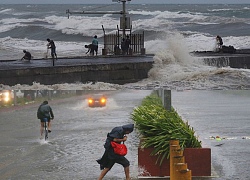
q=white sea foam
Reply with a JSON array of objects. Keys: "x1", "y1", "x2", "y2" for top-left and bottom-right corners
[
  {"x1": 1, "y1": 32, "x2": 250, "y2": 91},
  {"x1": 125, "y1": 32, "x2": 250, "y2": 90},
  {"x1": 130, "y1": 9, "x2": 249, "y2": 26},
  {"x1": 145, "y1": 32, "x2": 250, "y2": 53},
  {"x1": 1, "y1": 5, "x2": 250, "y2": 90},
  {"x1": 0, "y1": 82, "x2": 123, "y2": 91},
  {"x1": 1, "y1": 28, "x2": 250, "y2": 61},
  {"x1": 1, "y1": 17, "x2": 42, "y2": 24},
  {"x1": 0, "y1": 17, "x2": 43, "y2": 33},
  {"x1": 0, "y1": 24, "x2": 19, "y2": 33},
  {"x1": 208, "y1": 8, "x2": 236, "y2": 12},
  {"x1": 0, "y1": 8, "x2": 12, "y2": 14},
  {"x1": 129, "y1": 10, "x2": 206, "y2": 20},
  {"x1": 45, "y1": 15, "x2": 119, "y2": 37}
]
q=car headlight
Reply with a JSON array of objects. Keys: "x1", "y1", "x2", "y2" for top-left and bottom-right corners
[
  {"x1": 100, "y1": 98, "x2": 106, "y2": 104},
  {"x1": 3, "y1": 92, "x2": 10, "y2": 102},
  {"x1": 88, "y1": 99, "x2": 93, "y2": 104}
]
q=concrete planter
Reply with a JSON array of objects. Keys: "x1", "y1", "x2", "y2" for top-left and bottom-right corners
[{"x1": 138, "y1": 147, "x2": 211, "y2": 177}]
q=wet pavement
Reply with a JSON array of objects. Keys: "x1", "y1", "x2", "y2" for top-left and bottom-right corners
[
  {"x1": 0, "y1": 90, "x2": 152, "y2": 180},
  {"x1": 172, "y1": 90, "x2": 250, "y2": 180},
  {"x1": 0, "y1": 90, "x2": 249, "y2": 180},
  {"x1": 0, "y1": 55, "x2": 154, "y2": 70}
]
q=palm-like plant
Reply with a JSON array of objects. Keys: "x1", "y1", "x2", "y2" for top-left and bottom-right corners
[{"x1": 131, "y1": 93, "x2": 202, "y2": 165}]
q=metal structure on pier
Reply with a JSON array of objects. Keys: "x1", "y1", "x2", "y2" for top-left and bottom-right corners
[{"x1": 66, "y1": 0, "x2": 145, "y2": 55}]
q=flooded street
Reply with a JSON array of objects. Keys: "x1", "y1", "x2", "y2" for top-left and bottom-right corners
[
  {"x1": 0, "y1": 90, "x2": 151, "y2": 180},
  {"x1": 0, "y1": 90, "x2": 250, "y2": 180},
  {"x1": 172, "y1": 90, "x2": 250, "y2": 180}
]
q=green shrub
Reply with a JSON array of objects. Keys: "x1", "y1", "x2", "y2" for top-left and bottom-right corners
[{"x1": 131, "y1": 93, "x2": 202, "y2": 165}]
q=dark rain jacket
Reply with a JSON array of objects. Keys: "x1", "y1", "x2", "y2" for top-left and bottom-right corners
[
  {"x1": 37, "y1": 102, "x2": 54, "y2": 120},
  {"x1": 97, "y1": 124, "x2": 134, "y2": 168}
]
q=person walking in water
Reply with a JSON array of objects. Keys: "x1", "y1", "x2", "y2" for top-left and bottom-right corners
[
  {"x1": 97, "y1": 124, "x2": 134, "y2": 180},
  {"x1": 37, "y1": 100, "x2": 54, "y2": 139},
  {"x1": 47, "y1": 38, "x2": 57, "y2": 60}
]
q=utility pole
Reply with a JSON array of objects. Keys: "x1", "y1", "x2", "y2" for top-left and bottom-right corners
[{"x1": 66, "y1": 0, "x2": 131, "y2": 38}]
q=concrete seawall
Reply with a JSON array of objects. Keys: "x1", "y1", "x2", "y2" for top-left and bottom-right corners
[
  {"x1": 192, "y1": 51, "x2": 250, "y2": 69},
  {"x1": 0, "y1": 56, "x2": 153, "y2": 86},
  {"x1": 203, "y1": 55, "x2": 250, "y2": 69},
  {"x1": 1, "y1": 52, "x2": 250, "y2": 86}
]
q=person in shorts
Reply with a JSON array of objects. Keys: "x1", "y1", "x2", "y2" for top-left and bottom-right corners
[
  {"x1": 37, "y1": 100, "x2": 54, "y2": 138},
  {"x1": 97, "y1": 124, "x2": 134, "y2": 180}
]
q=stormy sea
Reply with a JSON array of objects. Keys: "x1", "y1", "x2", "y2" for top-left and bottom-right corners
[{"x1": 0, "y1": 3, "x2": 250, "y2": 90}]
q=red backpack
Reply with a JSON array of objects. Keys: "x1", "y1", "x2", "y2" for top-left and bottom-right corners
[{"x1": 110, "y1": 141, "x2": 127, "y2": 156}]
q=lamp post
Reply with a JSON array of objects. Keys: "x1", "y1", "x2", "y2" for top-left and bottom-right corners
[
  {"x1": 121, "y1": 0, "x2": 126, "y2": 38},
  {"x1": 66, "y1": 0, "x2": 131, "y2": 37}
]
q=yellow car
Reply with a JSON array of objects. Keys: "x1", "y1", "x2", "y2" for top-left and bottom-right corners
[{"x1": 88, "y1": 94, "x2": 107, "y2": 107}]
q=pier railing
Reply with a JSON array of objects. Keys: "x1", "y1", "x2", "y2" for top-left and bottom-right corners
[{"x1": 103, "y1": 32, "x2": 145, "y2": 55}]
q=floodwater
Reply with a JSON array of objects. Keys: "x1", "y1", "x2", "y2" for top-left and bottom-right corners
[
  {"x1": 0, "y1": 90, "x2": 249, "y2": 180},
  {"x1": 0, "y1": 90, "x2": 151, "y2": 180},
  {"x1": 172, "y1": 90, "x2": 250, "y2": 180}
]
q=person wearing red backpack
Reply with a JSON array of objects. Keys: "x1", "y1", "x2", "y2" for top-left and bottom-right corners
[{"x1": 97, "y1": 124, "x2": 134, "y2": 180}]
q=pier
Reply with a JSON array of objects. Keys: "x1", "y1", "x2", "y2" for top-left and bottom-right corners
[
  {"x1": 0, "y1": 55, "x2": 153, "y2": 86},
  {"x1": 192, "y1": 49, "x2": 250, "y2": 68},
  {"x1": 1, "y1": 51, "x2": 250, "y2": 86}
]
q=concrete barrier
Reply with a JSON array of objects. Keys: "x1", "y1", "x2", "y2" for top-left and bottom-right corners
[
  {"x1": 0, "y1": 61, "x2": 153, "y2": 86},
  {"x1": 203, "y1": 56, "x2": 250, "y2": 68},
  {"x1": 191, "y1": 51, "x2": 250, "y2": 69}
]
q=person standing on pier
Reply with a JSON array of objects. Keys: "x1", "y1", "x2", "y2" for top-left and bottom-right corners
[
  {"x1": 47, "y1": 38, "x2": 57, "y2": 60},
  {"x1": 216, "y1": 35, "x2": 223, "y2": 50},
  {"x1": 125, "y1": 35, "x2": 131, "y2": 55},
  {"x1": 121, "y1": 38, "x2": 127, "y2": 55},
  {"x1": 91, "y1": 35, "x2": 98, "y2": 56}
]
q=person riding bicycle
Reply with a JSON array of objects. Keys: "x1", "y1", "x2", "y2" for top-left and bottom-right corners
[{"x1": 37, "y1": 100, "x2": 54, "y2": 139}]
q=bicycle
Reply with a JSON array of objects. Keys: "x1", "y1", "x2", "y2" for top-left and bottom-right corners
[{"x1": 43, "y1": 118, "x2": 49, "y2": 141}]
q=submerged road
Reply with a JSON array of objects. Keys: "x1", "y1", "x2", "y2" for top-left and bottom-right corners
[{"x1": 0, "y1": 90, "x2": 152, "y2": 180}]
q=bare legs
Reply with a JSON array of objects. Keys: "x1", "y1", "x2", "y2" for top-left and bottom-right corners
[
  {"x1": 48, "y1": 121, "x2": 51, "y2": 131},
  {"x1": 40, "y1": 122, "x2": 44, "y2": 136},
  {"x1": 40, "y1": 121, "x2": 51, "y2": 137},
  {"x1": 98, "y1": 168, "x2": 110, "y2": 180},
  {"x1": 124, "y1": 166, "x2": 130, "y2": 180},
  {"x1": 97, "y1": 166, "x2": 130, "y2": 180}
]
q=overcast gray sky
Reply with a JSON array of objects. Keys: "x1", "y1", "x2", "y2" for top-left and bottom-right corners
[{"x1": 0, "y1": 0, "x2": 250, "y2": 4}]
